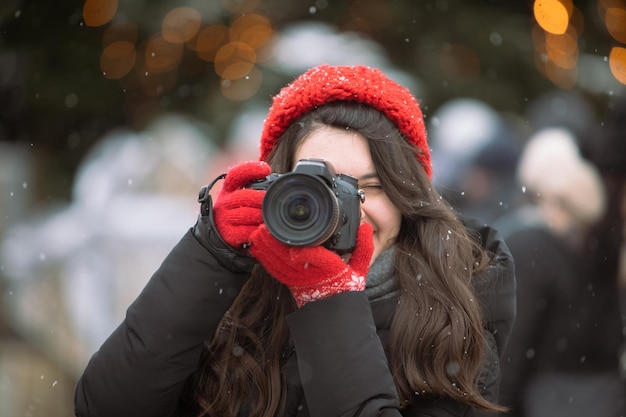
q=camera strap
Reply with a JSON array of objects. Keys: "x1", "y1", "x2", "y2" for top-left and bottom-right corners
[{"x1": 197, "y1": 173, "x2": 226, "y2": 216}]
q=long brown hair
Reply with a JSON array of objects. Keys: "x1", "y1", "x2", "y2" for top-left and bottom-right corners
[{"x1": 193, "y1": 102, "x2": 506, "y2": 415}]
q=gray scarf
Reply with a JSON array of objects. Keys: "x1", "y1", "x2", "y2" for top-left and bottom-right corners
[{"x1": 364, "y1": 246, "x2": 399, "y2": 302}]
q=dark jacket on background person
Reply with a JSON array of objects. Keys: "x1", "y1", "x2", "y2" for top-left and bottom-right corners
[
  {"x1": 74, "y1": 218, "x2": 515, "y2": 417},
  {"x1": 497, "y1": 212, "x2": 625, "y2": 417},
  {"x1": 498, "y1": 226, "x2": 587, "y2": 398}
]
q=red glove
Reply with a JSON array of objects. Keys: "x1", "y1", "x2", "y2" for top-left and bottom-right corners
[
  {"x1": 213, "y1": 161, "x2": 271, "y2": 251},
  {"x1": 249, "y1": 223, "x2": 374, "y2": 307}
]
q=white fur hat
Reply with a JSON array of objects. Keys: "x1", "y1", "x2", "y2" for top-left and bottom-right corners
[{"x1": 518, "y1": 127, "x2": 606, "y2": 226}]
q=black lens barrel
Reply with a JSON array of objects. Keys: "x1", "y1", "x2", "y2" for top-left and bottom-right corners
[{"x1": 262, "y1": 173, "x2": 340, "y2": 246}]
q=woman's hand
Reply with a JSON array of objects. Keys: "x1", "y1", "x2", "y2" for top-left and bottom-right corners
[
  {"x1": 213, "y1": 161, "x2": 271, "y2": 251},
  {"x1": 249, "y1": 223, "x2": 374, "y2": 306}
]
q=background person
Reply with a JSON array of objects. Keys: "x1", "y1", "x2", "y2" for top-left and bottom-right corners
[{"x1": 496, "y1": 126, "x2": 624, "y2": 417}]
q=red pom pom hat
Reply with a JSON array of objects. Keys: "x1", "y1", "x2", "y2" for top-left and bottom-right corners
[{"x1": 258, "y1": 64, "x2": 432, "y2": 179}]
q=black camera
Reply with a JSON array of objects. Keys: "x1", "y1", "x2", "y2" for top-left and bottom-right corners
[{"x1": 251, "y1": 159, "x2": 364, "y2": 253}]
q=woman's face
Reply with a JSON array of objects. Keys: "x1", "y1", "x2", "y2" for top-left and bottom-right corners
[{"x1": 293, "y1": 126, "x2": 402, "y2": 263}]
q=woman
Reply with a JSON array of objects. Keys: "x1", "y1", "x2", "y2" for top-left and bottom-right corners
[{"x1": 74, "y1": 65, "x2": 515, "y2": 416}]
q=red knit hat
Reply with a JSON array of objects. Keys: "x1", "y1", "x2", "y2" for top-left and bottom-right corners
[{"x1": 259, "y1": 64, "x2": 432, "y2": 179}]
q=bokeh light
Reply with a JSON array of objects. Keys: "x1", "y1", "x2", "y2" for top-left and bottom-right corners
[
  {"x1": 544, "y1": 59, "x2": 577, "y2": 88},
  {"x1": 214, "y1": 42, "x2": 256, "y2": 79},
  {"x1": 534, "y1": 0, "x2": 572, "y2": 34},
  {"x1": 88, "y1": 0, "x2": 626, "y2": 101},
  {"x1": 100, "y1": 41, "x2": 136, "y2": 79},
  {"x1": 598, "y1": 0, "x2": 626, "y2": 22},
  {"x1": 605, "y1": 6, "x2": 626, "y2": 43},
  {"x1": 530, "y1": 1, "x2": 598, "y2": 88},
  {"x1": 100, "y1": 22, "x2": 138, "y2": 79},
  {"x1": 545, "y1": 29, "x2": 579, "y2": 69},
  {"x1": 220, "y1": 66, "x2": 263, "y2": 100},
  {"x1": 230, "y1": 14, "x2": 273, "y2": 50},
  {"x1": 83, "y1": 0, "x2": 118, "y2": 27},
  {"x1": 193, "y1": 25, "x2": 230, "y2": 62},
  {"x1": 597, "y1": 0, "x2": 626, "y2": 85},
  {"x1": 81, "y1": 0, "x2": 626, "y2": 210},
  {"x1": 162, "y1": 7, "x2": 202, "y2": 44},
  {"x1": 532, "y1": 23, "x2": 578, "y2": 88},
  {"x1": 90, "y1": 0, "x2": 278, "y2": 101},
  {"x1": 609, "y1": 46, "x2": 626, "y2": 84},
  {"x1": 144, "y1": 34, "x2": 183, "y2": 74}
]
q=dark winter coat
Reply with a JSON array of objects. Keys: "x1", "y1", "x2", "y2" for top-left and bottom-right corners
[
  {"x1": 74, "y1": 219, "x2": 515, "y2": 417},
  {"x1": 497, "y1": 216, "x2": 625, "y2": 417}
]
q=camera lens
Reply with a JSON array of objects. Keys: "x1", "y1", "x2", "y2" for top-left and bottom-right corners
[
  {"x1": 262, "y1": 173, "x2": 339, "y2": 246},
  {"x1": 286, "y1": 196, "x2": 313, "y2": 223}
]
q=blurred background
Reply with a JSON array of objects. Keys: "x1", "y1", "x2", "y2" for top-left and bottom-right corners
[{"x1": 1, "y1": 0, "x2": 625, "y2": 416}]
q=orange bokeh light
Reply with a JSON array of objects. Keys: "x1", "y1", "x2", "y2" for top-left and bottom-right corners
[
  {"x1": 534, "y1": 0, "x2": 572, "y2": 34},
  {"x1": 598, "y1": 0, "x2": 626, "y2": 20},
  {"x1": 545, "y1": 30, "x2": 579, "y2": 69},
  {"x1": 100, "y1": 41, "x2": 136, "y2": 79},
  {"x1": 544, "y1": 59, "x2": 577, "y2": 88},
  {"x1": 606, "y1": 7, "x2": 626, "y2": 44},
  {"x1": 83, "y1": 0, "x2": 118, "y2": 27},
  {"x1": 214, "y1": 42, "x2": 256, "y2": 80},
  {"x1": 162, "y1": 7, "x2": 202, "y2": 44},
  {"x1": 532, "y1": 16, "x2": 581, "y2": 88},
  {"x1": 194, "y1": 25, "x2": 229, "y2": 62},
  {"x1": 144, "y1": 34, "x2": 183, "y2": 74},
  {"x1": 220, "y1": 66, "x2": 263, "y2": 101},
  {"x1": 229, "y1": 14, "x2": 273, "y2": 49},
  {"x1": 609, "y1": 46, "x2": 626, "y2": 84}
]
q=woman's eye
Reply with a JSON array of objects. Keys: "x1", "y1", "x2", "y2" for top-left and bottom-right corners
[{"x1": 361, "y1": 184, "x2": 383, "y2": 194}]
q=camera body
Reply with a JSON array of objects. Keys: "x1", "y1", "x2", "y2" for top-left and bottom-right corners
[{"x1": 251, "y1": 159, "x2": 363, "y2": 253}]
